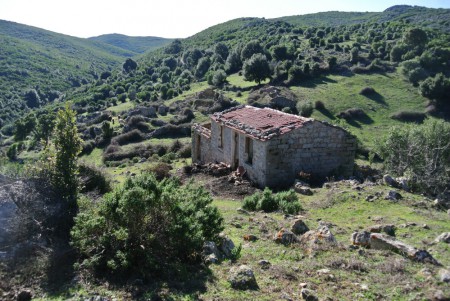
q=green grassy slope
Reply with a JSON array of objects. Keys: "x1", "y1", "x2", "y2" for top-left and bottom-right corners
[
  {"x1": 0, "y1": 20, "x2": 133, "y2": 126},
  {"x1": 276, "y1": 5, "x2": 450, "y2": 31},
  {"x1": 89, "y1": 33, "x2": 174, "y2": 54}
]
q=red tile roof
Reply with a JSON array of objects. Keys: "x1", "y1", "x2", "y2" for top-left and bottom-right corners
[{"x1": 211, "y1": 105, "x2": 311, "y2": 140}]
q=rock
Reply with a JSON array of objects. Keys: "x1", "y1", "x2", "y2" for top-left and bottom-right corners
[
  {"x1": 237, "y1": 208, "x2": 249, "y2": 215},
  {"x1": 218, "y1": 233, "x2": 235, "y2": 259},
  {"x1": 300, "y1": 288, "x2": 318, "y2": 301},
  {"x1": 275, "y1": 228, "x2": 298, "y2": 245},
  {"x1": 396, "y1": 177, "x2": 410, "y2": 191},
  {"x1": 370, "y1": 233, "x2": 439, "y2": 265},
  {"x1": 300, "y1": 226, "x2": 337, "y2": 252},
  {"x1": 383, "y1": 174, "x2": 398, "y2": 187},
  {"x1": 351, "y1": 231, "x2": 371, "y2": 247},
  {"x1": 439, "y1": 269, "x2": 450, "y2": 283},
  {"x1": 434, "y1": 232, "x2": 450, "y2": 243},
  {"x1": 317, "y1": 268, "x2": 330, "y2": 274},
  {"x1": 17, "y1": 290, "x2": 32, "y2": 301},
  {"x1": 385, "y1": 190, "x2": 402, "y2": 201},
  {"x1": 243, "y1": 234, "x2": 258, "y2": 242},
  {"x1": 447, "y1": 209, "x2": 450, "y2": 217},
  {"x1": 228, "y1": 265, "x2": 258, "y2": 290},
  {"x1": 291, "y1": 219, "x2": 310, "y2": 235},
  {"x1": 432, "y1": 290, "x2": 449, "y2": 301},
  {"x1": 258, "y1": 260, "x2": 271, "y2": 269},
  {"x1": 367, "y1": 224, "x2": 396, "y2": 236},
  {"x1": 202, "y1": 241, "x2": 221, "y2": 264},
  {"x1": 295, "y1": 185, "x2": 313, "y2": 195}
]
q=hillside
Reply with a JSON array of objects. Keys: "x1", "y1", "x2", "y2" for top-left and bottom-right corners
[
  {"x1": 277, "y1": 5, "x2": 450, "y2": 32},
  {"x1": 0, "y1": 20, "x2": 134, "y2": 128},
  {"x1": 1, "y1": 5, "x2": 450, "y2": 300},
  {"x1": 89, "y1": 33, "x2": 173, "y2": 55}
]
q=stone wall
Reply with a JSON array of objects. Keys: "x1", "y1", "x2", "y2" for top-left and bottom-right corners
[
  {"x1": 265, "y1": 121, "x2": 356, "y2": 187},
  {"x1": 192, "y1": 124, "x2": 212, "y2": 163},
  {"x1": 192, "y1": 119, "x2": 356, "y2": 189}
]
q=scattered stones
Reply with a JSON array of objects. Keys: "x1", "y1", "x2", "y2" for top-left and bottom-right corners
[
  {"x1": 291, "y1": 219, "x2": 310, "y2": 235},
  {"x1": 439, "y1": 269, "x2": 450, "y2": 283},
  {"x1": 258, "y1": 260, "x2": 271, "y2": 269},
  {"x1": 16, "y1": 290, "x2": 32, "y2": 301},
  {"x1": 295, "y1": 185, "x2": 313, "y2": 195},
  {"x1": 300, "y1": 226, "x2": 337, "y2": 252},
  {"x1": 274, "y1": 228, "x2": 298, "y2": 245},
  {"x1": 243, "y1": 234, "x2": 258, "y2": 242},
  {"x1": 236, "y1": 208, "x2": 249, "y2": 215},
  {"x1": 383, "y1": 174, "x2": 398, "y2": 187},
  {"x1": 434, "y1": 232, "x2": 450, "y2": 244},
  {"x1": 432, "y1": 290, "x2": 448, "y2": 301},
  {"x1": 202, "y1": 241, "x2": 221, "y2": 264},
  {"x1": 385, "y1": 190, "x2": 402, "y2": 201},
  {"x1": 218, "y1": 233, "x2": 235, "y2": 259},
  {"x1": 370, "y1": 233, "x2": 439, "y2": 265},
  {"x1": 367, "y1": 224, "x2": 396, "y2": 236},
  {"x1": 228, "y1": 265, "x2": 258, "y2": 290},
  {"x1": 300, "y1": 288, "x2": 318, "y2": 301},
  {"x1": 396, "y1": 177, "x2": 410, "y2": 192},
  {"x1": 351, "y1": 231, "x2": 371, "y2": 247}
]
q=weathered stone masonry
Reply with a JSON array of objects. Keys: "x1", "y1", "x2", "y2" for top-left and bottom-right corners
[{"x1": 192, "y1": 105, "x2": 356, "y2": 188}]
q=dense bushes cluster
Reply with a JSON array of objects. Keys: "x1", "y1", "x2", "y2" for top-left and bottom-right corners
[
  {"x1": 71, "y1": 173, "x2": 224, "y2": 276},
  {"x1": 377, "y1": 119, "x2": 450, "y2": 195},
  {"x1": 243, "y1": 188, "x2": 302, "y2": 214}
]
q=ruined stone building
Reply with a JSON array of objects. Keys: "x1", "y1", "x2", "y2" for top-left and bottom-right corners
[{"x1": 192, "y1": 105, "x2": 356, "y2": 188}]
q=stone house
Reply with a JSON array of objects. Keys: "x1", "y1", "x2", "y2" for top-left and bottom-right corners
[{"x1": 192, "y1": 105, "x2": 356, "y2": 188}]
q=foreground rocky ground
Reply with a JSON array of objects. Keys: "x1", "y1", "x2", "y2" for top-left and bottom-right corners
[{"x1": 0, "y1": 173, "x2": 449, "y2": 300}]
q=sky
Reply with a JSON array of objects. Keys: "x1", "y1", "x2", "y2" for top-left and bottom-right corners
[{"x1": 0, "y1": 0, "x2": 449, "y2": 39}]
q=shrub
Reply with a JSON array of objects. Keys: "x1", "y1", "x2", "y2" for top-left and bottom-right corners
[
  {"x1": 391, "y1": 111, "x2": 426, "y2": 123},
  {"x1": 314, "y1": 100, "x2": 325, "y2": 110},
  {"x1": 242, "y1": 188, "x2": 302, "y2": 214},
  {"x1": 297, "y1": 100, "x2": 314, "y2": 117},
  {"x1": 337, "y1": 108, "x2": 366, "y2": 119},
  {"x1": 112, "y1": 129, "x2": 144, "y2": 145},
  {"x1": 377, "y1": 119, "x2": 450, "y2": 195},
  {"x1": 359, "y1": 87, "x2": 376, "y2": 96},
  {"x1": 146, "y1": 162, "x2": 172, "y2": 180},
  {"x1": 78, "y1": 162, "x2": 111, "y2": 194},
  {"x1": 71, "y1": 174, "x2": 224, "y2": 277}
]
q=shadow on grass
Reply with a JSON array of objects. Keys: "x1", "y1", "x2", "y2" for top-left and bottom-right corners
[
  {"x1": 298, "y1": 76, "x2": 337, "y2": 88},
  {"x1": 364, "y1": 91, "x2": 388, "y2": 106},
  {"x1": 317, "y1": 107, "x2": 336, "y2": 120},
  {"x1": 340, "y1": 113, "x2": 374, "y2": 128}
]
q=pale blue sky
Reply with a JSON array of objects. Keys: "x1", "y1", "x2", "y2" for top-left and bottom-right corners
[{"x1": 0, "y1": 0, "x2": 449, "y2": 38}]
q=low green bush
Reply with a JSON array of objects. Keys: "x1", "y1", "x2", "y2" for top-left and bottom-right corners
[
  {"x1": 71, "y1": 174, "x2": 224, "y2": 277},
  {"x1": 243, "y1": 188, "x2": 302, "y2": 214}
]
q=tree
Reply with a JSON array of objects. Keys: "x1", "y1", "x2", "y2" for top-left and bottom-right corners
[
  {"x1": 195, "y1": 57, "x2": 210, "y2": 78},
  {"x1": 52, "y1": 103, "x2": 83, "y2": 201},
  {"x1": 35, "y1": 110, "x2": 56, "y2": 147},
  {"x1": 271, "y1": 45, "x2": 288, "y2": 61},
  {"x1": 225, "y1": 49, "x2": 242, "y2": 74},
  {"x1": 350, "y1": 47, "x2": 359, "y2": 64},
  {"x1": 403, "y1": 28, "x2": 428, "y2": 48},
  {"x1": 24, "y1": 89, "x2": 41, "y2": 108},
  {"x1": 419, "y1": 73, "x2": 450, "y2": 105},
  {"x1": 243, "y1": 53, "x2": 271, "y2": 84},
  {"x1": 241, "y1": 40, "x2": 264, "y2": 61},
  {"x1": 164, "y1": 39, "x2": 182, "y2": 54},
  {"x1": 122, "y1": 58, "x2": 138, "y2": 73},
  {"x1": 214, "y1": 42, "x2": 229, "y2": 60},
  {"x1": 14, "y1": 113, "x2": 36, "y2": 141}
]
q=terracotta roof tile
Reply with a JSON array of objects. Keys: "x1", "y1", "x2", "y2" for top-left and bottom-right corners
[{"x1": 212, "y1": 105, "x2": 311, "y2": 140}]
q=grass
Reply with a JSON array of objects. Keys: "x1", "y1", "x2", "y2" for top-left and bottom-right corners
[
  {"x1": 290, "y1": 71, "x2": 428, "y2": 148},
  {"x1": 106, "y1": 100, "x2": 135, "y2": 114}
]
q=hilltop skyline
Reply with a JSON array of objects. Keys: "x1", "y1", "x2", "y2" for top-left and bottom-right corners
[{"x1": 1, "y1": 0, "x2": 450, "y2": 38}]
